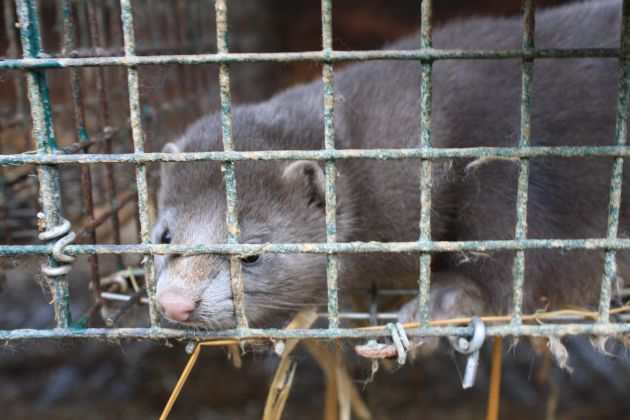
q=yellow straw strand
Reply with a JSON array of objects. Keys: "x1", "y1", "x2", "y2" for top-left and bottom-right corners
[
  {"x1": 160, "y1": 342, "x2": 202, "y2": 420},
  {"x1": 486, "y1": 337, "x2": 503, "y2": 420}
]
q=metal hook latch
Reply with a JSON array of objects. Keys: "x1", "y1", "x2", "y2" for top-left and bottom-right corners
[{"x1": 449, "y1": 316, "x2": 486, "y2": 389}]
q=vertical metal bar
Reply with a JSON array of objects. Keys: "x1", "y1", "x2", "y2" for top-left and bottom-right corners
[
  {"x1": 136, "y1": 0, "x2": 147, "y2": 49},
  {"x1": 111, "y1": 0, "x2": 124, "y2": 49},
  {"x1": 2, "y1": 1, "x2": 18, "y2": 244},
  {"x1": 5, "y1": 0, "x2": 30, "y2": 150},
  {"x1": 110, "y1": 0, "x2": 140, "y2": 242},
  {"x1": 15, "y1": 0, "x2": 72, "y2": 328},
  {"x1": 76, "y1": 0, "x2": 90, "y2": 50},
  {"x1": 417, "y1": 0, "x2": 433, "y2": 325},
  {"x1": 82, "y1": 1, "x2": 106, "y2": 201},
  {"x1": 177, "y1": 0, "x2": 192, "y2": 96},
  {"x1": 4, "y1": 0, "x2": 21, "y2": 115},
  {"x1": 0, "y1": 134, "x2": 11, "y2": 244},
  {"x1": 61, "y1": 0, "x2": 102, "y2": 306},
  {"x1": 188, "y1": 0, "x2": 203, "y2": 94},
  {"x1": 96, "y1": 0, "x2": 108, "y2": 49},
  {"x1": 159, "y1": 2, "x2": 173, "y2": 100},
  {"x1": 200, "y1": 1, "x2": 214, "y2": 92},
  {"x1": 119, "y1": 0, "x2": 159, "y2": 327},
  {"x1": 75, "y1": 0, "x2": 94, "y2": 89},
  {"x1": 146, "y1": 0, "x2": 169, "y2": 123},
  {"x1": 147, "y1": 0, "x2": 161, "y2": 51},
  {"x1": 599, "y1": 0, "x2": 630, "y2": 322},
  {"x1": 321, "y1": 0, "x2": 340, "y2": 329},
  {"x1": 88, "y1": 0, "x2": 125, "y2": 271},
  {"x1": 511, "y1": 0, "x2": 535, "y2": 326},
  {"x1": 215, "y1": 0, "x2": 249, "y2": 329},
  {"x1": 165, "y1": 2, "x2": 185, "y2": 97}
]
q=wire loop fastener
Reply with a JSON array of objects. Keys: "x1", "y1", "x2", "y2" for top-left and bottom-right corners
[
  {"x1": 386, "y1": 322, "x2": 410, "y2": 365},
  {"x1": 449, "y1": 316, "x2": 486, "y2": 389},
  {"x1": 354, "y1": 322, "x2": 411, "y2": 365},
  {"x1": 38, "y1": 215, "x2": 76, "y2": 277}
]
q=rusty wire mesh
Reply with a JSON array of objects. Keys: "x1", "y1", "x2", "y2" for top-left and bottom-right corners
[{"x1": 0, "y1": 0, "x2": 629, "y2": 343}]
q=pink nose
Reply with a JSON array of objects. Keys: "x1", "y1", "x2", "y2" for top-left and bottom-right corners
[{"x1": 158, "y1": 292, "x2": 196, "y2": 322}]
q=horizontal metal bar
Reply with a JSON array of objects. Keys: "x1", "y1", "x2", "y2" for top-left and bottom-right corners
[
  {"x1": 2, "y1": 322, "x2": 630, "y2": 342},
  {"x1": 99, "y1": 291, "x2": 399, "y2": 320},
  {"x1": 0, "y1": 48, "x2": 625, "y2": 70},
  {"x1": 98, "y1": 291, "x2": 630, "y2": 322},
  {"x1": 101, "y1": 291, "x2": 149, "y2": 304},
  {"x1": 322, "y1": 312, "x2": 398, "y2": 320},
  {"x1": 3, "y1": 145, "x2": 630, "y2": 166},
  {"x1": 4, "y1": 238, "x2": 630, "y2": 256}
]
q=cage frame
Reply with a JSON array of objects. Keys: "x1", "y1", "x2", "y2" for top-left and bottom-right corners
[{"x1": 1, "y1": 0, "x2": 630, "y2": 342}]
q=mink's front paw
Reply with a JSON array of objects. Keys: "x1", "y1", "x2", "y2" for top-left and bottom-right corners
[
  {"x1": 397, "y1": 298, "x2": 440, "y2": 356},
  {"x1": 398, "y1": 274, "x2": 487, "y2": 358}
]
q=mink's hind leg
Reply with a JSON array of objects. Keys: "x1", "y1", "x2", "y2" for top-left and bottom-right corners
[{"x1": 397, "y1": 271, "x2": 488, "y2": 356}]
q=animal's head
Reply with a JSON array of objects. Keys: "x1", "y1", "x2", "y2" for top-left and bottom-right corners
[{"x1": 152, "y1": 111, "x2": 336, "y2": 328}]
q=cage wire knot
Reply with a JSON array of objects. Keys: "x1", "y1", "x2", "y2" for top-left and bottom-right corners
[
  {"x1": 354, "y1": 322, "x2": 410, "y2": 366},
  {"x1": 387, "y1": 322, "x2": 410, "y2": 365},
  {"x1": 37, "y1": 215, "x2": 76, "y2": 277},
  {"x1": 449, "y1": 316, "x2": 486, "y2": 389}
]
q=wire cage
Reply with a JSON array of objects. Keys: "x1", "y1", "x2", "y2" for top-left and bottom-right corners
[{"x1": 1, "y1": 0, "x2": 630, "y2": 351}]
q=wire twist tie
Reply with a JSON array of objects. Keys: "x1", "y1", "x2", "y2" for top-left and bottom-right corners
[
  {"x1": 386, "y1": 322, "x2": 410, "y2": 365},
  {"x1": 38, "y1": 214, "x2": 76, "y2": 277}
]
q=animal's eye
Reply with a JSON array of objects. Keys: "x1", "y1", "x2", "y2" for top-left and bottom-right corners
[
  {"x1": 241, "y1": 255, "x2": 261, "y2": 265},
  {"x1": 160, "y1": 229, "x2": 171, "y2": 244}
]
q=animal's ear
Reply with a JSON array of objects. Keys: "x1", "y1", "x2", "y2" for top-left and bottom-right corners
[
  {"x1": 282, "y1": 160, "x2": 325, "y2": 208},
  {"x1": 160, "y1": 142, "x2": 180, "y2": 177}
]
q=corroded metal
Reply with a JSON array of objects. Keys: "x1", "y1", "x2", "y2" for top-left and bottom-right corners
[
  {"x1": 9, "y1": 145, "x2": 630, "y2": 165},
  {"x1": 87, "y1": 0, "x2": 125, "y2": 271},
  {"x1": 15, "y1": 0, "x2": 73, "y2": 329},
  {"x1": 511, "y1": 0, "x2": 535, "y2": 325},
  {"x1": 7, "y1": 237, "x2": 630, "y2": 257},
  {"x1": 2, "y1": 0, "x2": 630, "y2": 343},
  {"x1": 0, "y1": 135, "x2": 10, "y2": 244},
  {"x1": 215, "y1": 0, "x2": 249, "y2": 331},
  {"x1": 321, "y1": 0, "x2": 340, "y2": 329},
  {"x1": 4, "y1": 0, "x2": 27, "y2": 127},
  {"x1": 2, "y1": 48, "x2": 630, "y2": 70},
  {"x1": 417, "y1": 0, "x2": 433, "y2": 326},
  {"x1": 119, "y1": 0, "x2": 159, "y2": 327},
  {"x1": 106, "y1": 285, "x2": 147, "y2": 327},
  {"x1": 75, "y1": 191, "x2": 136, "y2": 242},
  {"x1": 2, "y1": 322, "x2": 630, "y2": 342},
  {"x1": 61, "y1": 0, "x2": 102, "y2": 307},
  {"x1": 599, "y1": 0, "x2": 630, "y2": 323}
]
